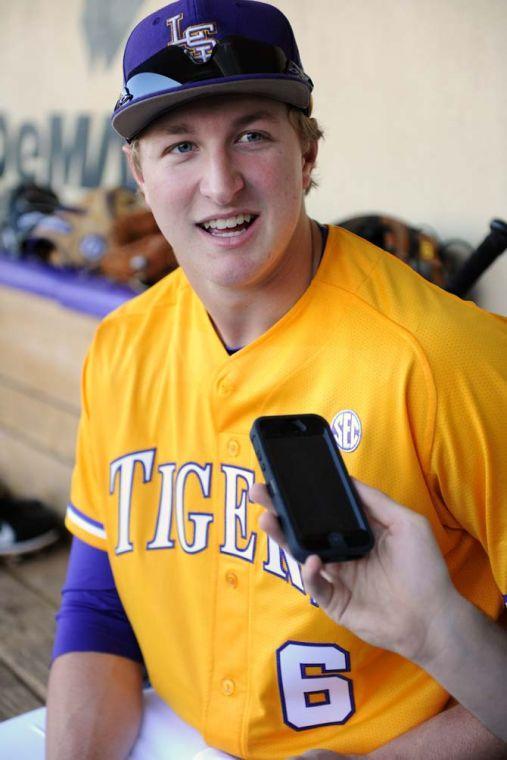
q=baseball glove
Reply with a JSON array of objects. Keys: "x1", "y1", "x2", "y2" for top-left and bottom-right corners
[
  {"x1": 337, "y1": 214, "x2": 460, "y2": 288},
  {"x1": 100, "y1": 209, "x2": 178, "y2": 286}
]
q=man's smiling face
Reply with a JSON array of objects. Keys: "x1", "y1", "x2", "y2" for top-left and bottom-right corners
[{"x1": 129, "y1": 95, "x2": 317, "y2": 296}]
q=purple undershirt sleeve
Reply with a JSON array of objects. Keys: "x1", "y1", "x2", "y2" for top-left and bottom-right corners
[{"x1": 52, "y1": 536, "x2": 143, "y2": 664}]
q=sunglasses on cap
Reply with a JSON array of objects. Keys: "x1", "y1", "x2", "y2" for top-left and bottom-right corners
[{"x1": 114, "y1": 35, "x2": 313, "y2": 114}]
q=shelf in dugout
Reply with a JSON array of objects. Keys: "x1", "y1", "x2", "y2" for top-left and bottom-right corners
[{"x1": 0, "y1": 254, "x2": 136, "y2": 318}]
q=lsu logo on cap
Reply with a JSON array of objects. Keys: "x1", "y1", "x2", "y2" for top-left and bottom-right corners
[
  {"x1": 331, "y1": 410, "x2": 362, "y2": 453},
  {"x1": 166, "y1": 13, "x2": 217, "y2": 62}
]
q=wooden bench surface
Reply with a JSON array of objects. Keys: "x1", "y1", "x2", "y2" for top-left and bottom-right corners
[
  {"x1": 0, "y1": 283, "x2": 97, "y2": 517},
  {"x1": 0, "y1": 543, "x2": 69, "y2": 721}
]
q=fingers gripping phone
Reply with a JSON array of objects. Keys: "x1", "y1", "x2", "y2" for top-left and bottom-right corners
[{"x1": 250, "y1": 414, "x2": 374, "y2": 563}]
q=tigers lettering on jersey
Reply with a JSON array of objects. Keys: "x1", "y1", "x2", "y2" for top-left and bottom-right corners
[{"x1": 68, "y1": 449, "x2": 308, "y2": 599}]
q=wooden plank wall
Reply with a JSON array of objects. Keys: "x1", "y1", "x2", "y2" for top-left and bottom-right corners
[
  {"x1": 0, "y1": 285, "x2": 98, "y2": 516},
  {"x1": 0, "y1": 285, "x2": 97, "y2": 720},
  {"x1": 0, "y1": 545, "x2": 70, "y2": 719}
]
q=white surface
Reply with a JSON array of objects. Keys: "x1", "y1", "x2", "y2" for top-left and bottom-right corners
[
  {"x1": 0, "y1": 707, "x2": 46, "y2": 759},
  {"x1": 0, "y1": 689, "x2": 236, "y2": 759}
]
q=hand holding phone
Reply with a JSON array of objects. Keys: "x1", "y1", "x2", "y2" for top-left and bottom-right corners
[{"x1": 250, "y1": 414, "x2": 374, "y2": 563}]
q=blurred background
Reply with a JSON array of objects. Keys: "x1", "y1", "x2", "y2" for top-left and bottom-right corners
[{"x1": 1, "y1": 0, "x2": 506, "y2": 309}]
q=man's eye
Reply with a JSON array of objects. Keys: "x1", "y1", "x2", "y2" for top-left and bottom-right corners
[
  {"x1": 238, "y1": 131, "x2": 265, "y2": 144},
  {"x1": 170, "y1": 141, "x2": 195, "y2": 154}
]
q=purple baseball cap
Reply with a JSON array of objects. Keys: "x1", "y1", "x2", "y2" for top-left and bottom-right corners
[{"x1": 112, "y1": 0, "x2": 313, "y2": 141}]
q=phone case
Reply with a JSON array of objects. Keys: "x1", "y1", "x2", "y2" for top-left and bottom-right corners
[{"x1": 250, "y1": 415, "x2": 374, "y2": 563}]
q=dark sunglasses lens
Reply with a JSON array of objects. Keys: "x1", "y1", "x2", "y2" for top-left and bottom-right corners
[
  {"x1": 212, "y1": 36, "x2": 288, "y2": 76},
  {"x1": 128, "y1": 36, "x2": 288, "y2": 84}
]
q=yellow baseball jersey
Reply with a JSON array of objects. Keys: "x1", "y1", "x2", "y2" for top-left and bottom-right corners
[{"x1": 65, "y1": 225, "x2": 507, "y2": 758}]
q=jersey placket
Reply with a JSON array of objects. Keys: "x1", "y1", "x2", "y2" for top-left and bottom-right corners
[{"x1": 202, "y1": 366, "x2": 254, "y2": 754}]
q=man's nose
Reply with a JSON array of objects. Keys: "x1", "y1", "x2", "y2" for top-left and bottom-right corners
[{"x1": 199, "y1": 150, "x2": 244, "y2": 205}]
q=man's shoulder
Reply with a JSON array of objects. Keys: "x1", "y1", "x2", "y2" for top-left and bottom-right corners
[
  {"x1": 96, "y1": 266, "x2": 188, "y2": 340},
  {"x1": 106, "y1": 266, "x2": 186, "y2": 321},
  {"x1": 85, "y1": 267, "x2": 193, "y2": 373},
  {"x1": 324, "y1": 225, "x2": 506, "y2": 361}
]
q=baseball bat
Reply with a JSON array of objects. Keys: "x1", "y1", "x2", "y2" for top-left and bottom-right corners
[{"x1": 446, "y1": 218, "x2": 507, "y2": 298}]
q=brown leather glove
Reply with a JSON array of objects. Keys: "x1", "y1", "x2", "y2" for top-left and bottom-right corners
[{"x1": 100, "y1": 223, "x2": 178, "y2": 286}]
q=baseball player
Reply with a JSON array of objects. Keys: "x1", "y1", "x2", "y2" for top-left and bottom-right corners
[{"x1": 45, "y1": 0, "x2": 507, "y2": 758}]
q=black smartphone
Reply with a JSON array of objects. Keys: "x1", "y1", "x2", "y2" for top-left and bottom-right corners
[{"x1": 250, "y1": 414, "x2": 374, "y2": 563}]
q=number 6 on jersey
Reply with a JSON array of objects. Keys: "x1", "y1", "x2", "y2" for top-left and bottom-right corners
[{"x1": 276, "y1": 641, "x2": 355, "y2": 730}]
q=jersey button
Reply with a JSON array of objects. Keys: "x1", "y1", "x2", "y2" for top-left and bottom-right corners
[
  {"x1": 225, "y1": 570, "x2": 238, "y2": 588},
  {"x1": 218, "y1": 380, "x2": 233, "y2": 396},
  {"x1": 227, "y1": 439, "x2": 240, "y2": 457},
  {"x1": 221, "y1": 678, "x2": 235, "y2": 696}
]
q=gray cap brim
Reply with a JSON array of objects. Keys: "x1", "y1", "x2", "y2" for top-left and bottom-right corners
[{"x1": 112, "y1": 77, "x2": 310, "y2": 141}]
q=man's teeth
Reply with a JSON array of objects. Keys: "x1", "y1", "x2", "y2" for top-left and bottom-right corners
[{"x1": 203, "y1": 214, "x2": 253, "y2": 231}]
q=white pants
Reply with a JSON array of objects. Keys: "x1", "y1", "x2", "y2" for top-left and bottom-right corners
[{"x1": 0, "y1": 688, "x2": 236, "y2": 759}]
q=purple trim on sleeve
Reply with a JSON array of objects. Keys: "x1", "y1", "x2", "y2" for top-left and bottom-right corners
[
  {"x1": 503, "y1": 594, "x2": 507, "y2": 608},
  {"x1": 52, "y1": 537, "x2": 143, "y2": 664},
  {"x1": 67, "y1": 502, "x2": 105, "y2": 532}
]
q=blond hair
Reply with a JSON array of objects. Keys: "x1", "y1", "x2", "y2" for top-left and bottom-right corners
[{"x1": 287, "y1": 107, "x2": 324, "y2": 193}]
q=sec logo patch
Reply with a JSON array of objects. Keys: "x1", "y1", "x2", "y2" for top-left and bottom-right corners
[{"x1": 331, "y1": 410, "x2": 362, "y2": 452}]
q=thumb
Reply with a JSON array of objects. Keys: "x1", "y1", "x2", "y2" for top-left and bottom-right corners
[{"x1": 353, "y1": 479, "x2": 411, "y2": 530}]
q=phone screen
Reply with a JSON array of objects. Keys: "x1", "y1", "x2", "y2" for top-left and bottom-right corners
[{"x1": 262, "y1": 434, "x2": 361, "y2": 538}]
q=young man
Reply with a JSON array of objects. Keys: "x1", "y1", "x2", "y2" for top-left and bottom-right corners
[{"x1": 46, "y1": 1, "x2": 506, "y2": 758}]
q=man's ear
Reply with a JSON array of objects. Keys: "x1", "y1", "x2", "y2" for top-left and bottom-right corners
[
  {"x1": 302, "y1": 140, "x2": 319, "y2": 192},
  {"x1": 122, "y1": 144, "x2": 146, "y2": 198}
]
